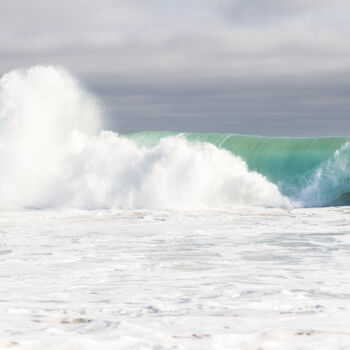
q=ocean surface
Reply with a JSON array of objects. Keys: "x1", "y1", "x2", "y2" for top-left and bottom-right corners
[{"x1": 0, "y1": 66, "x2": 349, "y2": 349}]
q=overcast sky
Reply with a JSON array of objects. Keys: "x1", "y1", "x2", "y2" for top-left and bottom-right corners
[{"x1": 1, "y1": 0, "x2": 350, "y2": 136}]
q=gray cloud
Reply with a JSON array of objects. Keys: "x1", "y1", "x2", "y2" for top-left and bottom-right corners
[
  {"x1": 222, "y1": 0, "x2": 350, "y2": 22},
  {"x1": 1, "y1": 0, "x2": 350, "y2": 136}
]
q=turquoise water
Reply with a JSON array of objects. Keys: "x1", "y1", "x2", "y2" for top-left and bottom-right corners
[{"x1": 126, "y1": 132, "x2": 350, "y2": 206}]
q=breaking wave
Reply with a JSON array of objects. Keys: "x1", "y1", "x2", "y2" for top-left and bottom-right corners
[
  {"x1": 0, "y1": 66, "x2": 291, "y2": 210},
  {"x1": 2, "y1": 66, "x2": 350, "y2": 210},
  {"x1": 128, "y1": 132, "x2": 350, "y2": 207}
]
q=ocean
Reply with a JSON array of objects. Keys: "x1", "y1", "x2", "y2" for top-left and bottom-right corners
[{"x1": 0, "y1": 66, "x2": 349, "y2": 349}]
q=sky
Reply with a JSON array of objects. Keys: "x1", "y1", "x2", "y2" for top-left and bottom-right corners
[{"x1": 1, "y1": 0, "x2": 350, "y2": 136}]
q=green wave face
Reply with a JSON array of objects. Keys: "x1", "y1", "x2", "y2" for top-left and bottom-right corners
[{"x1": 126, "y1": 131, "x2": 350, "y2": 207}]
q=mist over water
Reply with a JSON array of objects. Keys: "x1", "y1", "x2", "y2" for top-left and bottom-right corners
[{"x1": 0, "y1": 66, "x2": 291, "y2": 210}]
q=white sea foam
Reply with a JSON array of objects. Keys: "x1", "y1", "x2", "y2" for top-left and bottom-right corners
[
  {"x1": 0, "y1": 207, "x2": 349, "y2": 349},
  {"x1": 0, "y1": 66, "x2": 291, "y2": 210}
]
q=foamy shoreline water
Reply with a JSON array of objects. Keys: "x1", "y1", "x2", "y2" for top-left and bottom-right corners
[{"x1": 0, "y1": 207, "x2": 349, "y2": 349}]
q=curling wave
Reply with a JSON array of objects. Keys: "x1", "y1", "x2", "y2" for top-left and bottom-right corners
[{"x1": 128, "y1": 132, "x2": 350, "y2": 207}]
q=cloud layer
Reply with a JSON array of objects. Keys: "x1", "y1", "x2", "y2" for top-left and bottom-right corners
[{"x1": 1, "y1": 0, "x2": 350, "y2": 136}]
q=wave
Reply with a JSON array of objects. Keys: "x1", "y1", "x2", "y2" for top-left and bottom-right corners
[
  {"x1": 0, "y1": 66, "x2": 291, "y2": 210},
  {"x1": 0, "y1": 66, "x2": 348, "y2": 210},
  {"x1": 127, "y1": 132, "x2": 350, "y2": 207}
]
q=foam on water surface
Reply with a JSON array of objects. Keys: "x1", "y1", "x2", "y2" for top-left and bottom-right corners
[{"x1": 0, "y1": 208, "x2": 349, "y2": 349}]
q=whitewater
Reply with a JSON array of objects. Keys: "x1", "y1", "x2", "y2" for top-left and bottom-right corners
[{"x1": 0, "y1": 66, "x2": 350, "y2": 349}]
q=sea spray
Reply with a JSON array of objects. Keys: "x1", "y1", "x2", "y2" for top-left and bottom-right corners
[
  {"x1": 0, "y1": 66, "x2": 291, "y2": 210},
  {"x1": 0, "y1": 66, "x2": 101, "y2": 209}
]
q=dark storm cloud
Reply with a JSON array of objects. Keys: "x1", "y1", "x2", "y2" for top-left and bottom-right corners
[{"x1": 1, "y1": 0, "x2": 350, "y2": 136}]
